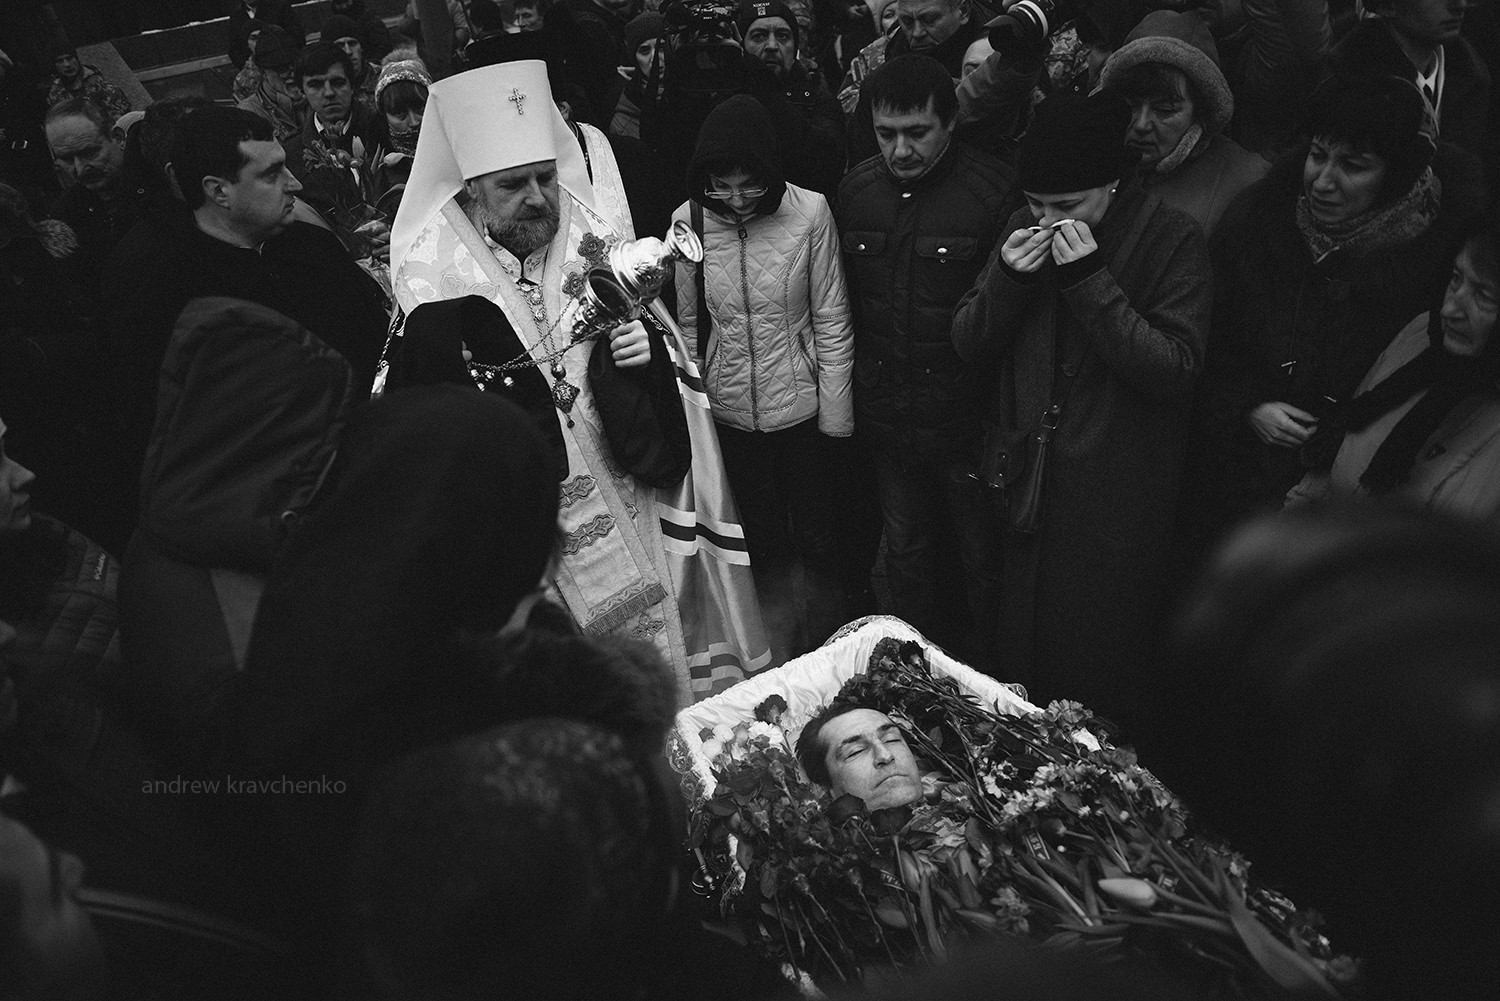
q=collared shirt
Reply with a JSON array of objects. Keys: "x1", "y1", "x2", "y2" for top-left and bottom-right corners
[{"x1": 482, "y1": 230, "x2": 551, "y2": 328}]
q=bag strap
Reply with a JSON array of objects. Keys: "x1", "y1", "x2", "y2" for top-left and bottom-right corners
[
  {"x1": 1049, "y1": 192, "x2": 1164, "y2": 412},
  {"x1": 690, "y1": 200, "x2": 711, "y2": 360}
]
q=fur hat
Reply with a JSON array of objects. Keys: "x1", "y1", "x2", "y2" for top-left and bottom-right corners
[
  {"x1": 1099, "y1": 11, "x2": 1234, "y2": 136},
  {"x1": 1017, "y1": 91, "x2": 1137, "y2": 193}
]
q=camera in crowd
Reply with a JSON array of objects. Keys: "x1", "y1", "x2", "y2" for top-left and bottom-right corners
[
  {"x1": 988, "y1": 0, "x2": 1094, "y2": 48},
  {"x1": 661, "y1": 0, "x2": 747, "y2": 97}
]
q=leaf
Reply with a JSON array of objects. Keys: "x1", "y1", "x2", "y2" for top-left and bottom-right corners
[
  {"x1": 1216, "y1": 864, "x2": 1344, "y2": 997},
  {"x1": 873, "y1": 902, "x2": 909, "y2": 928}
]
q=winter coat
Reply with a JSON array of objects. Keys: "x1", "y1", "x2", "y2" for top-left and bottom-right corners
[
  {"x1": 836, "y1": 138, "x2": 1015, "y2": 463},
  {"x1": 1201, "y1": 152, "x2": 1478, "y2": 521},
  {"x1": 951, "y1": 185, "x2": 1211, "y2": 712},
  {"x1": 101, "y1": 208, "x2": 389, "y2": 518},
  {"x1": 674, "y1": 94, "x2": 854, "y2": 436},
  {"x1": 1331, "y1": 20, "x2": 1494, "y2": 168},
  {"x1": 1140, "y1": 133, "x2": 1268, "y2": 238},
  {"x1": 674, "y1": 185, "x2": 854, "y2": 436},
  {"x1": 120, "y1": 297, "x2": 355, "y2": 769},
  {"x1": 1286, "y1": 313, "x2": 1500, "y2": 522},
  {"x1": 1228, "y1": 0, "x2": 1329, "y2": 156}
]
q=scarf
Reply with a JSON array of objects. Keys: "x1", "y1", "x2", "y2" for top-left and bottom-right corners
[
  {"x1": 1154, "y1": 123, "x2": 1205, "y2": 176},
  {"x1": 1300, "y1": 313, "x2": 1493, "y2": 493},
  {"x1": 1295, "y1": 167, "x2": 1441, "y2": 263}
]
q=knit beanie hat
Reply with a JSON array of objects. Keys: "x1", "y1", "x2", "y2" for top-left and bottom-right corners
[
  {"x1": 736, "y1": 1, "x2": 800, "y2": 49},
  {"x1": 623, "y1": 11, "x2": 666, "y2": 51},
  {"x1": 253, "y1": 25, "x2": 299, "y2": 70},
  {"x1": 320, "y1": 13, "x2": 362, "y2": 44},
  {"x1": 1099, "y1": 10, "x2": 1234, "y2": 136},
  {"x1": 1017, "y1": 91, "x2": 1136, "y2": 193}
]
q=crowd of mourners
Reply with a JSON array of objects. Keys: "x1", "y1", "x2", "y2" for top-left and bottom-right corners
[{"x1": 1, "y1": 0, "x2": 1498, "y2": 995}]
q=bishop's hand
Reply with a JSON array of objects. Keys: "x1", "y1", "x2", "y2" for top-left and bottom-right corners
[{"x1": 609, "y1": 320, "x2": 652, "y2": 369}]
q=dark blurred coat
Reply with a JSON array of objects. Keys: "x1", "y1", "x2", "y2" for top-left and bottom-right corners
[{"x1": 952, "y1": 186, "x2": 1212, "y2": 712}]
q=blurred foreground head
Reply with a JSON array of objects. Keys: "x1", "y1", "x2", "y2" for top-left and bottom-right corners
[
  {"x1": 349, "y1": 718, "x2": 675, "y2": 1001},
  {"x1": 1160, "y1": 505, "x2": 1500, "y2": 998}
]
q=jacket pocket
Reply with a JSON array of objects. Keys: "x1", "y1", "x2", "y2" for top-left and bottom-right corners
[
  {"x1": 842, "y1": 231, "x2": 887, "y2": 256},
  {"x1": 914, "y1": 235, "x2": 982, "y2": 302}
]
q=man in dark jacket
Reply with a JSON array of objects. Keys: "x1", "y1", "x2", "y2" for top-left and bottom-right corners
[
  {"x1": 44, "y1": 98, "x2": 149, "y2": 296},
  {"x1": 840, "y1": 0, "x2": 986, "y2": 164},
  {"x1": 280, "y1": 43, "x2": 381, "y2": 226},
  {"x1": 737, "y1": 0, "x2": 847, "y2": 195},
  {"x1": 1330, "y1": 0, "x2": 1494, "y2": 177},
  {"x1": 97, "y1": 107, "x2": 388, "y2": 553},
  {"x1": 836, "y1": 54, "x2": 1014, "y2": 664}
]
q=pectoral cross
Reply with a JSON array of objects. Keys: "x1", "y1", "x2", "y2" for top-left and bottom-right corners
[{"x1": 508, "y1": 87, "x2": 526, "y2": 115}]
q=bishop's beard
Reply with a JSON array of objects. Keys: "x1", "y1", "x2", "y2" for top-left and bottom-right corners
[{"x1": 470, "y1": 197, "x2": 560, "y2": 258}]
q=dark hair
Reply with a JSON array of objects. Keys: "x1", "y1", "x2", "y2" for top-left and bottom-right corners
[
  {"x1": 136, "y1": 95, "x2": 213, "y2": 192},
  {"x1": 170, "y1": 106, "x2": 273, "y2": 209},
  {"x1": 1302, "y1": 73, "x2": 1434, "y2": 207},
  {"x1": 350, "y1": 718, "x2": 674, "y2": 1000},
  {"x1": 469, "y1": 0, "x2": 508, "y2": 33},
  {"x1": 295, "y1": 41, "x2": 354, "y2": 88},
  {"x1": 796, "y1": 701, "x2": 870, "y2": 786},
  {"x1": 863, "y1": 53, "x2": 959, "y2": 126},
  {"x1": 43, "y1": 95, "x2": 111, "y2": 133},
  {"x1": 378, "y1": 77, "x2": 428, "y2": 118},
  {"x1": 1107, "y1": 61, "x2": 1204, "y2": 119}
]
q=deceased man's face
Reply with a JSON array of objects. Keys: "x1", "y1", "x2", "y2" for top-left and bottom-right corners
[{"x1": 821, "y1": 708, "x2": 923, "y2": 810}]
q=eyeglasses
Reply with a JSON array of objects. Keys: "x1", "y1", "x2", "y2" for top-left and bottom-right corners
[{"x1": 704, "y1": 186, "x2": 768, "y2": 201}]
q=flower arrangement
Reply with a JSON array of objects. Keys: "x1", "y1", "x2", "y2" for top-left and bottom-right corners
[{"x1": 688, "y1": 637, "x2": 1358, "y2": 995}]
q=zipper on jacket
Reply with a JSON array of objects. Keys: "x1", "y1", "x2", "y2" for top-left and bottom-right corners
[{"x1": 738, "y1": 224, "x2": 759, "y2": 430}]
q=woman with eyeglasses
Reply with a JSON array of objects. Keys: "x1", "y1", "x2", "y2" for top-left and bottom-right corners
[{"x1": 672, "y1": 94, "x2": 855, "y2": 663}]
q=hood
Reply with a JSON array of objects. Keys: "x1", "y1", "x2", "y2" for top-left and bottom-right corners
[
  {"x1": 686, "y1": 94, "x2": 787, "y2": 217},
  {"x1": 137, "y1": 297, "x2": 356, "y2": 571},
  {"x1": 1099, "y1": 10, "x2": 1234, "y2": 137}
]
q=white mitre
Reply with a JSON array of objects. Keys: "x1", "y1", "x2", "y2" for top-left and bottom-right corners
[{"x1": 390, "y1": 59, "x2": 595, "y2": 279}]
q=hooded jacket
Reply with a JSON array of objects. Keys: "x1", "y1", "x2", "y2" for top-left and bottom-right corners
[
  {"x1": 120, "y1": 297, "x2": 355, "y2": 768},
  {"x1": 674, "y1": 95, "x2": 855, "y2": 436}
]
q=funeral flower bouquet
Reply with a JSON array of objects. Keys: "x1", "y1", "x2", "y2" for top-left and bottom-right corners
[{"x1": 688, "y1": 637, "x2": 1358, "y2": 995}]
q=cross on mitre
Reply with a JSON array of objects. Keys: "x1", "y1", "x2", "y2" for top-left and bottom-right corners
[{"x1": 508, "y1": 87, "x2": 526, "y2": 115}]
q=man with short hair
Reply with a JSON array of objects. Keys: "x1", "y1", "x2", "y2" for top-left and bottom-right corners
[
  {"x1": 45, "y1": 47, "x2": 131, "y2": 126},
  {"x1": 838, "y1": 0, "x2": 984, "y2": 161},
  {"x1": 389, "y1": 61, "x2": 769, "y2": 700},
  {"x1": 796, "y1": 704, "x2": 925, "y2": 809},
  {"x1": 99, "y1": 107, "x2": 389, "y2": 544},
  {"x1": 1331, "y1": 0, "x2": 1493, "y2": 166},
  {"x1": 321, "y1": 14, "x2": 378, "y2": 111},
  {"x1": 737, "y1": 0, "x2": 846, "y2": 194},
  {"x1": 281, "y1": 42, "x2": 381, "y2": 224},
  {"x1": 836, "y1": 54, "x2": 1013, "y2": 667},
  {"x1": 44, "y1": 97, "x2": 148, "y2": 284}
]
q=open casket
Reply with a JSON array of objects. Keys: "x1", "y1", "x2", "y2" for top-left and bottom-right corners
[
  {"x1": 664, "y1": 616, "x2": 1354, "y2": 997},
  {"x1": 666, "y1": 615, "x2": 1035, "y2": 807}
]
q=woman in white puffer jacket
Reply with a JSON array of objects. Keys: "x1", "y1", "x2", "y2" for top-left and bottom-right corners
[{"x1": 672, "y1": 93, "x2": 855, "y2": 662}]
